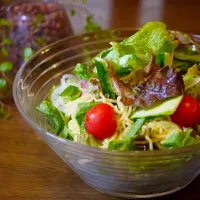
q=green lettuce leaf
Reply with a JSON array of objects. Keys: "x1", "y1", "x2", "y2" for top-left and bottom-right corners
[
  {"x1": 161, "y1": 128, "x2": 199, "y2": 148},
  {"x1": 174, "y1": 52, "x2": 200, "y2": 62},
  {"x1": 99, "y1": 50, "x2": 135, "y2": 77},
  {"x1": 97, "y1": 47, "x2": 112, "y2": 58},
  {"x1": 122, "y1": 21, "x2": 178, "y2": 56},
  {"x1": 173, "y1": 59, "x2": 194, "y2": 74},
  {"x1": 108, "y1": 118, "x2": 145, "y2": 151},
  {"x1": 156, "y1": 52, "x2": 173, "y2": 67},
  {"x1": 185, "y1": 64, "x2": 199, "y2": 76},
  {"x1": 96, "y1": 21, "x2": 177, "y2": 79},
  {"x1": 184, "y1": 65, "x2": 200, "y2": 90},
  {"x1": 94, "y1": 58, "x2": 115, "y2": 98},
  {"x1": 173, "y1": 40, "x2": 200, "y2": 74},
  {"x1": 108, "y1": 140, "x2": 135, "y2": 151},
  {"x1": 124, "y1": 118, "x2": 145, "y2": 140},
  {"x1": 184, "y1": 77, "x2": 200, "y2": 90},
  {"x1": 73, "y1": 63, "x2": 92, "y2": 80},
  {"x1": 185, "y1": 82, "x2": 200, "y2": 101},
  {"x1": 175, "y1": 45, "x2": 199, "y2": 55},
  {"x1": 183, "y1": 65, "x2": 200, "y2": 99},
  {"x1": 105, "y1": 47, "x2": 148, "y2": 75}
]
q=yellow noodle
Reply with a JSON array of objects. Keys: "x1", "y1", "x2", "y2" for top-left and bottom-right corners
[
  {"x1": 136, "y1": 138, "x2": 163, "y2": 144},
  {"x1": 144, "y1": 128, "x2": 154, "y2": 151},
  {"x1": 152, "y1": 135, "x2": 166, "y2": 140},
  {"x1": 90, "y1": 92, "x2": 182, "y2": 151}
]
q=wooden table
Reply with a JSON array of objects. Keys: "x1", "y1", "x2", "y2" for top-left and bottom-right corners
[
  {"x1": 1, "y1": 0, "x2": 200, "y2": 199},
  {"x1": 0, "y1": 104, "x2": 200, "y2": 200}
]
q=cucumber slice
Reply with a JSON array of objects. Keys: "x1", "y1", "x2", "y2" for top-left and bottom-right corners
[{"x1": 131, "y1": 95, "x2": 183, "y2": 119}]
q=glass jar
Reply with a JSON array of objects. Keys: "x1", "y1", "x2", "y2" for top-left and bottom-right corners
[{"x1": 0, "y1": 0, "x2": 73, "y2": 101}]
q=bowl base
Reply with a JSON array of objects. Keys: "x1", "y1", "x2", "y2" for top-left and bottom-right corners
[{"x1": 86, "y1": 178, "x2": 194, "y2": 199}]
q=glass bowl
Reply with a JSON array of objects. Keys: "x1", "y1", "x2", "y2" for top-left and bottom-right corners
[{"x1": 13, "y1": 29, "x2": 200, "y2": 199}]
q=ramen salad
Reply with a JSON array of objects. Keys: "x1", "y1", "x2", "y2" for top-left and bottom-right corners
[{"x1": 37, "y1": 21, "x2": 200, "y2": 151}]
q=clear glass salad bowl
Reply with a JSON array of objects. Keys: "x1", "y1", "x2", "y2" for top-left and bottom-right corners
[{"x1": 13, "y1": 29, "x2": 200, "y2": 199}]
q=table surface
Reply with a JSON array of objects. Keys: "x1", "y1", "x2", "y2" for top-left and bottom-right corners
[{"x1": 1, "y1": 0, "x2": 200, "y2": 199}]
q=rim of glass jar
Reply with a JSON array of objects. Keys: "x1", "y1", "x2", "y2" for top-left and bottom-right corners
[{"x1": 13, "y1": 28, "x2": 200, "y2": 157}]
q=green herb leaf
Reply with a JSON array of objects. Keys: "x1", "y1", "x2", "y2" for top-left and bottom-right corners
[
  {"x1": 76, "y1": 102, "x2": 99, "y2": 118},
  {"x1": 76, "y1": 102, "x2": 99, "y2": 131},
  {"x1": 0, "y1": 62, "x2": 13, "y2": 72},
  {"x1": 36, "y1": 100, "x2": 64, "y2": 135},
  {"x1": 23, "y1": 47, "x2": 34, "y2": 61},
  {"x1": 35, "y1": 37, "x2": 46, "y2": 46},
  {"x1": 0, "y1": 78, "x2": 6, "y2": 88},
  {"x1": 0, "y1": 18, "x2": 12, "y2": 27},
  {"x1": 70, "y1": 9, "x2": 76, "y2": 16},
  {"x1": 3, "y1": 38, "x2": 13, "y2": 45},
  {"x1": 60, "y1": 85, "x2": 81, "y2": 103},
  {"x1": 32, "y1": 21, "x2": 38, "y2": 29},
  {"x1": 1, "y1": 47, "x2": 8, "y2": 57},
  {"x1": 73, "y1": 63, "x2": 91, "y2": 80},
  {"x1": 37, "y1": 100, "x2": 73, "y2": 140},
  {"x1": 84, "y1": 15, "x2": 101, "y2": 33},
  {"x1": 35, "y1": 13, "x2": 45, "y2": 23}
]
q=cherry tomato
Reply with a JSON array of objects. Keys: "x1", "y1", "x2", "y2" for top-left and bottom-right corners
[
  {"x1": 85, "y1": 103, "x2": 117, "y2": 140},
  {"x1": 171, "y1": 95, "x2": 200, "y2": 127}
]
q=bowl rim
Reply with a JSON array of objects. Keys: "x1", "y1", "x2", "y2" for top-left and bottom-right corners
[{"x1": 13, "y1": 28, "x2": 200, "y2": 157}]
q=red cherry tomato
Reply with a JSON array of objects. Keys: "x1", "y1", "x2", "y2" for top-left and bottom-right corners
[
  {"x1": 85, "y1": 103, "x2": 117, "y2": 140},
  {"x1": 171, "y1": 95, "x2": 200, "y2": 127}
]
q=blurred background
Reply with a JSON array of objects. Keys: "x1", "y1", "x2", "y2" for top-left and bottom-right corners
[{"x1": 1, "y1": 0, "x2": 198, "y2": 32}]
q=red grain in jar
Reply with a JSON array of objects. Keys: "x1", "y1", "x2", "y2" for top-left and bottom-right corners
[{"x1": 0, "y1": 0, "x2": 73, "y2": 100}]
